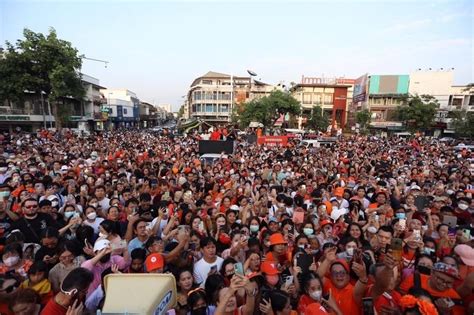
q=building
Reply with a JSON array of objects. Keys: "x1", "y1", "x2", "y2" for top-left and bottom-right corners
[
  {"x1": 290, "y1": 76, "x2": 355, "y2": 130},
  {"x1": 365, "y1": 74, "x2": 409, "y2": 131},
  {"x1": 100, "y1": 89, "x2": 140, "y2": 129},
  {"x1": 186, "y1": 71, "x2": 277, "y2": 124},
  {"x1": 158, "y1": 104, "x2": 172, "y2": 113},
  {"x1": 139, "y1": 102, "x2": 160, "y2": 128},
  {"x1": 0, "y1": 74, "x2": 105, "y2": 132}
]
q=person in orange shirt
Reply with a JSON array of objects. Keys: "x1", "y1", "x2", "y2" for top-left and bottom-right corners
[
  {"x1": 399, "y1": 262, "x2": 467, "y2": 315},
  {"x1": 298, "y1": 272, "x2": 343, "y2": 315},
  {"x1": 265, "y1": 233, "x2": 290, "y2": 269},
  {"x1": 317, "y1": 251, "x2": 368, "y2": 315},
  {"x1": 368, "y1": 191, "x2": 394, "y2": 219}
]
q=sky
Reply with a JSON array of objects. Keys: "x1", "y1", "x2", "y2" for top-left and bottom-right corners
[{"x1": 1, "y1": 0, "x2": 473, "y2": 111}]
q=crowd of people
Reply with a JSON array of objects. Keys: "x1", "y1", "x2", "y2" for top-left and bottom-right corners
[{"x1": 0, "y1": 128, "x2": 473, "y2": 315}]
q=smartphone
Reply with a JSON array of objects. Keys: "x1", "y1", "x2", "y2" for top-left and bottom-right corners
[
  {"x1": 463, "y1": 229, "x2": 471, "y2": 240},
  {"x1": 414, "y1": 196, "x2": 429, "y2": 212},
  {"x1": 284, "y1": 275, "x2": 293, "y2": 287},
  {"x1": 443, "y1": 215, "x2": 458, "y2": 229},
  {"x1": 399, "y1": 218, "x2": 406, "y2": 230},
  {"x1": 288, "y1": 225, "x2": 295, "y2": 235},
  {"x1": 413, "y1": 230, "x2": 422, "y2": 242},
  {"x1": 198, "y1": 221, "x2": 205, "y2": 231},
  {"x1": 234, "y1": 262, "x2": 244, "y2": 276},
  {"x1": 362, "y1": 297, "x2": 375, "y2": 315},
  {"x1": 390, "y1": 238, "x2": 403, "y2": 262},
  {"x1": 296, "y1": 253, "x2": 313, "y2": 271}
]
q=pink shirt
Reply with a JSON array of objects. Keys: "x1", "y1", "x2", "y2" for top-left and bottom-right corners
[{"x1": 81, "y1": 255, "x2": 129, "y2": 296}]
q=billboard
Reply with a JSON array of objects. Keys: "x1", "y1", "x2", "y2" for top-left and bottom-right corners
[
  {"x1": 257, "y1": 136, "x2": 289, "y2": 147},
  {"x1": 369, "y1": 75, "x2": 409, "y2": 94},
  {"x1": 353, "y1": 74, "x2": 368, "y2": 102}
]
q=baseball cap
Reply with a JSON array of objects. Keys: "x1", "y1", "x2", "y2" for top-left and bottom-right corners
[
  {"x1": 410, "y1": 185, "x2": 421, "y2": 191},
  {"x1": 330, "y1": 259, "x2": 350, "y2": 273},
  {"x1": 93, "y1": 239, "x2": 110, "y2": 252},
  {"x1": 269, "y1": 233, "x2": 286, "y2": 246},
  {"x1": 260, "y1": 261, "x2": 279, "y2": 275},
  {"x1": 320, "y1": 220, "x2": 333, "y2": 228},
  {"x1": 334, "y1": 187, "x2": 344, "y2": 197},
  {"x1": 432, "y1": 262, "x2": 460, "y2": 279},
  {"x1": 454, "y1": 244, "x2": 474, "y2": 267},
  {"x1": 145, "y1": 253, "x2": 164, "y2": 272},
  {"x1": 229, "y1": 205, "x2": 240, "y2": 212}
]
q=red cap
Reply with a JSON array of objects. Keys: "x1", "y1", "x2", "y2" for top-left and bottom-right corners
[
  {"x1": 145, "y1": 253, "x2": 164, "y2": 272},
  {"x1": 334, "y1": 187, "x2": 344, "y2": 197},
  {"x1": 320, "y1": 220, "x2": 333, "y2": 228},
  {"x1": 260, "y1": 261, "x2": 279, "y2": 275},
  {"x1": 330, "y1": 259, "x2": 350, "y2": 273},
  {"x1": 269, "y1": 233, "x2": 286, "y2": 246}
]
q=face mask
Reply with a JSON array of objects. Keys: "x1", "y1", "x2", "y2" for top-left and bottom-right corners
[
  {"x1": 278, "y1": 202, "x2": 285, "y2": 208},
  {"x1": 64, "y1": 211, "x2": 75, "y2": 219},
  {"x1": 346, "y1": 248, "x2": 355, "y2": 256},
  {"x1": 298, "y1": 245, "x2": 306, "y2": 250},
  {"x1": 395, "y1": 213, "x2": 406, "y2": 220},
  {"x1": 367, "y1": 193, "x2": 374, "y2": 198},
  {"x1": 250, "y1": 172, "x2": 255, "y2": 177},
  {"x1": 417, "y1": 265, "x2": 431, "y2": 275},
  {"x1": 191, "y1": 306, "x2": 207, "y2": 315},
  {"x1": 250, "y1": 225, "x2": 259, "y2": 233},
  {"x1": 0, "y1": 167, "x2": 7, "y2": 173},
  {"x1": 87, "y1": 212, "x2": 97, "y2": 220},
  {"x1": 0, "y1": 191, "x2": 10, "y2": 199},
  {"x1": 459, "y1": 204, "x2": 469, "y2": 211},
  {"x1": 90, "y1": 203, "x2": 98, "y2": 208},
  {"x1": 422, "y1": 247, "x2": 435, "y2": 255},
  {"x1": 311, "y1": 249, "x2": 320, "y2": 255},
  {"x1": 99, "y1": 232, "x2": 108, "y2": 238},
  {"x1": 446, "y1": 189, "x2": 454, "y2": 195},
  {"x1": 309, "y1": 290, "x2": 322, "y2": 301},
  {"x1": 3, "y1": 256, "x2": 20, "y2": 267},
  {"x1": 303, "y1": 228, "x2": 314, "y2": 236}
]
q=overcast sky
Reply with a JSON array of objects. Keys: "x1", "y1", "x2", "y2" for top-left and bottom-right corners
[{"x1": 2, "y1": 0, "x2": 472, "y2": 111}]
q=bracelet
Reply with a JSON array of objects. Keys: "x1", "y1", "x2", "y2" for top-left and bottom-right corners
[{"x1": 359, "y1": 278, "x2": 368, "y2": 284}]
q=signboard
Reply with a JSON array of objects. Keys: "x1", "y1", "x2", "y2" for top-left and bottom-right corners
[
  {"x1": 353, "y1": 74, "x2": 368, "y2": 103},
  {"x1": 301, "y1": 76, "x2": 355, "y2": 85},
  {"x1": 257, "y1": 136, "x2": 289, "y2": 147},
  {"x1": 198, "y1": 140, "x2": 234, "y2": 155},
  {"x1": 0, "y1": 115, "x2": 30, "y2": 121}
]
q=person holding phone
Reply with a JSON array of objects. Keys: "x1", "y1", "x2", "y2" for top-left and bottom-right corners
[{"x1": 193, "y1": 237, "x2": 223, "y2": 287}]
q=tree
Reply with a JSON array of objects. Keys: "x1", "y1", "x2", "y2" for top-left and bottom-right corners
[
  {"x1": 449, "y1": 110, "x2": 474, "y2": 139},
  {"x1": 396, "y1": 95, "x2": 438, "y2": 133},
  {"x1": 356, "y1": 109, "x2": 371, "y2": 132},
  {"x1": 0, "y1": 28, "x2": 85, "y2": 129},
  {"x1": 306, "y1": 106, "x2": 330, "y2": 132},
  {"x1": 177, "y1": 105, "x2": 185, "y2": 119},
  {"x1": 238, "y1": 90, "x2": 301, "y2": 128}
]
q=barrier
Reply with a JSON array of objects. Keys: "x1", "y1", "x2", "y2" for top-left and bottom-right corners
[
  {"x1": 198, "y1": 140, "x2": 234, "y2": 155},
  {"x1": 257, "y1": 136, "x2": 289, "y2": 147}
]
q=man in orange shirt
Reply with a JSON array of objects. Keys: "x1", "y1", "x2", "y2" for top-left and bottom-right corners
[
  {"x1": 399, "y1": 262, "x2": 467, "y2": 315},
  {"x1": 317, "y1": 249, "x2": 368, "y2": 315}
]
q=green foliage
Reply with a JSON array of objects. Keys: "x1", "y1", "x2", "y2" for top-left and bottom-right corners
[
  {"x1": 396, "y1": 95, "x2": 438, "y2": 133},
  {"x1": 0, "y1": 28, "x2": 84, "y2": 129},
  {"x1": 238, "y1": 90, "x2": 301, "y2": 128},
  {"x1": 177, "y1": 105, "x2": 185, "y2": 118},
  {"x1": 449, "y1": 110, "x2": 474, "y2": 139},
  {"x1": 356, "y1": 109, "x2": 371, "y2": 131},
  {"x1": 306, "y1": 106, "x2": 330, "y2": 131}
]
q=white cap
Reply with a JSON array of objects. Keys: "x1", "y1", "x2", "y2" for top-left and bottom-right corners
[
  {"x1": 410, "y1": 185, "x2": 421, "y2": 191},
  {"x1": 94, "y1": 239, "x2": 110, "y2": 252},
  {"x1": 229, "y1": 205, "x2": 240, "y2": 211},
  {"x1": 330, "y1": 207, "x2": 347, "y2": 221},
  {"x1": 367, "y1": 226, "x2": 378, "y2": 234}
]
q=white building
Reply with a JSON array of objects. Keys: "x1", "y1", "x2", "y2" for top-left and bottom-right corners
[
  {"x1": 99, "y1": 89, "x2": 140, "y2": 129},
  {"x1": 158, "y1": 104, "x2": 172, "y2": 113},
  {"x1": 409, "y1": 70, "x2": 454, "y2": 109}
]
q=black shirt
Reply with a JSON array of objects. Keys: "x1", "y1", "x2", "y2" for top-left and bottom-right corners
[{"x1": 11, "y1": 213, "x2": 58, "y2": 244}]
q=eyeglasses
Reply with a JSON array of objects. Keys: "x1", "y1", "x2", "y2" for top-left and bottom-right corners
[
  {"x1": 24, "y1": 205, "x2": 38, "y2": 209},
  {"x1": 434, "y1": 273, "x2": 454, "y2": 287},
  {"x1": 331, "y1": 271, "x2": 348, "y2": 278}
]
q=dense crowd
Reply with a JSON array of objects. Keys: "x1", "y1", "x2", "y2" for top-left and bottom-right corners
[{"x1": 0, "y1": 128, "x2": 473, "y2": 315}]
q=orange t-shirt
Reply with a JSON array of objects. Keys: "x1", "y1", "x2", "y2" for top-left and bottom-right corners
[
  {"x1": 399, "y1": 274, "x2": 465, "y2": 315},
  {"x1": 323, "y1": 279, "x2": 361, "y2": 315}
]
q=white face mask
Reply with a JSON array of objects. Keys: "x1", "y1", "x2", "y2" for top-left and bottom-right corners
[
  {"x1": 99, "y1": 232, "x2": 108, "y2": 238},
  {"x1": 459, "y1": 203, "x2": 469, "y2": 211},
  {"x1": 87, "y1": 212, "x2": 97, "y2": 220},
  {"x1": 3, "y1": 256, "x2": 20, "y2": 267},
  {"x1": 309, "y1": 290, "x2": 322, "y2": 301}
]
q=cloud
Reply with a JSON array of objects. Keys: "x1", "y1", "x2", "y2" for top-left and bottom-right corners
[{"x1": 383, "y1": 18, "x2": 432, "y2": 32}]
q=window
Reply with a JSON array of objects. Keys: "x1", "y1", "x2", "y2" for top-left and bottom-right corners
[
  {"x1": 313, "y1": 94, "x2": 322, "y2": 104},
  {"x1": 469, "y1": 96, "x2": 474, "y2": 106},
  {"x1": 205, "y1": 104, "x2": 214, "y2": 113},
  {"x1": 202, "y1": 80, "x2": 212, "y2": 85},
  {"x1": 221, "y1": 105, "x2": 229, "y2": 112},
  {"x1": 192, "y1": 105, "x2": 196, "y2": 113},
  {"x1": 123, "y1": 108, "x2": 128, "y2": 115},
  {"x1": 303, "y1": 93, "x2": 312, "y2": 104},
  {"x1": 194, "y1": 91, "x2": 201, "y2": 100},
  {"x1": 452, "y1": 98, "x2": 463, "y2": 106},
  {"x1": 323, "y1": 94, "x2": 333, "y2": 104}
]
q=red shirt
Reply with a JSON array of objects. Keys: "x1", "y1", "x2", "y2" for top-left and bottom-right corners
[{"x1": 40, "y1": 298, "x2": 67, "y2": 315}]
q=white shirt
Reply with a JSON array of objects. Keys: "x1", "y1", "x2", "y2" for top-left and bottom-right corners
[
  {"x1": 193, "y1": 256, "x2": 223, "y2": 287},
  {"x1": 97, "y1": 197, "x2": 111, "y2": 214},
  {"x1": 83, "y1": 217, "x2": 104, "y2": 235}
]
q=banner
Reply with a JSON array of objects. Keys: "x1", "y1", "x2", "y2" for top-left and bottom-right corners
[
  {"x1": 353, "y1": 74, "x2": 368, "y2": 103},
  {"x1": 198, "y1": 140, "x2": 234, "y2": 155},
  {"x1": 257, "y1": 136, "x2": 288, "y2": 147}
]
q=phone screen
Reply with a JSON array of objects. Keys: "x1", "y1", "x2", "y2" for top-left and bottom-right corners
[{"x1": 234, "y1": 263, "x2": 244, "y2": 276}]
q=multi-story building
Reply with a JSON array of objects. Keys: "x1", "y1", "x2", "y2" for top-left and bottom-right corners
[
  {"x1": 99, "y1": 89, "x2": 140, "y2": 129},
  {"x1": 365, "y1": 74, "x2": 409, "y2": 131},
  {"x1": 186, "y1": 71, "x2": 276, "y2": 124},
  {"x1": 290, "y1": 76, "x2": 355, "y2": 130},
  {"x1": 158, "y1": 104, "x2": 172, "y2": 113},
  {"x1": 139, "y1": 102, "x2": 160, "y2": 128},
  {"x1": 0, "y1": 74, "x2": 105, "y2": 132}
]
